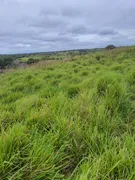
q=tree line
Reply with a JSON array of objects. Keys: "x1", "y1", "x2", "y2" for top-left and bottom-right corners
[{"x1": 0, "y1": 56, "x2": 14, "y2": 69}]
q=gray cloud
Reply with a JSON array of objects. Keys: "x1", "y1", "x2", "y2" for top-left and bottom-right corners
[
  {"x1": 0, "y1": 0, "x2": 135, "y2": 54},
  {"x1": 61, "y1": 7, "x2": 82, "y2": 17},
  {"x1": 65, "y1": 24, "x2": 93, "y2": 35},
  {"x1": 99, "y1": 28, "x2": 119, "y2": 36}
]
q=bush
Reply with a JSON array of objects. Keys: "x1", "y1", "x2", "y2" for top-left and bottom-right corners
[
  {"x1": 105, "y1": 45, "x2": 116, "y2": 50},
  {"x1": 27, "y1": 58, "x2": 39, "y2": 65},
  {"x1": 0, "y1": 57, "x2": 14, "y2": 69}
]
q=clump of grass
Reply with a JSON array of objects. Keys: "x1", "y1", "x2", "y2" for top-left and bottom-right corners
[
  {"x1": 95, "y1": 73, "x2": 131, "y2": 117},
  {"x1": 95, "y1": 54, "x2": 101, "y2": 61},
  {"x1": 25, "y1": 74, "x2": 34, "y2": 80},
  {"x1": 96, "y1": 73, "x2": 121, "y2": 96},
  {"x1": 127, "y1": 70, "x2": 135, "y2": 86},
  {"x1": 0, "y1": 123, "x2": 30, "y2": 179},
  {"x1": 111, "y1": 64, "x2": 123, "y2": 71},
  {"x1": 47, "y1": 67, "x2": 54, "y2": 70},
  {"x1": 57, "y1": 73, "x2": 63, "y2": 78},
  {"x1": 50, "y1": 79, "x2": 60, "y2": 86},
  {"x1": 81, "y1": 71, "x2": 89, "y2": 76},
  {"x1": 95, "y1": 53, "x2": 104, "y2": 61},
  {"x1": 74, "y1": 68, "x2": 79, "y2": 73},
  {"x1": 72, "y1": 64, "x2": 77, "y2": 68},
  {"x1": 10, "y1": 82, "x2": 25, "y2": 92},
  {"x1": 67, "y1": 85, "x2": 80, "y2": 98}
]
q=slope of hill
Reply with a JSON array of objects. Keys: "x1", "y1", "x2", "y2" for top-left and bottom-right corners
[{"x1": 0, "y1": 47, "x2": 135, "y2": 179}]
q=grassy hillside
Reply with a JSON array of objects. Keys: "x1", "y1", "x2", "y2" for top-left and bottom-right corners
[
  {"x1": 0, "y1": 47, "x2": 135, "y2": 179},
  {"x1": 0, "y1": 48, "x2": 101, "y2": 69}
]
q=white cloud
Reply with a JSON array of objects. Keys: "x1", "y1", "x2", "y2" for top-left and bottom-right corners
[{"x1": 16, "y1": 43, "x2": 31, "y2": 48}]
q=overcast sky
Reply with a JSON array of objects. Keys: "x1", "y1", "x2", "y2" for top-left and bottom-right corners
[{"x1": 0, "y1": 0, "x2": 135, "y2": 54}]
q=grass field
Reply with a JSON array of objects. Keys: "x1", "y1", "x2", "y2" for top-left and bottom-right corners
[
  {"x1": 17, "y1": 50, "x2": 85, "y2": 63},
  {"x1": 0, "y1": 47, "x2": 135, "y2": 179}
]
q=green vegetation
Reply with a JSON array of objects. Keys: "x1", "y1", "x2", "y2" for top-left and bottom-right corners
[
  {"x1": 26, "y1": 58, "x2": 39, "y2": 65},
  {"x1": 0, "y1": 48, "x2": 102, "y2": 69},
  {"x1": 105, "y1": 44, "x2": 116, "y2": 50},
  {"x1": 0, "y1": 46, "x2": 135, "y2": 179},
  {"x1": 0, "y1": 57, "x2": 14, "y2": 69}
]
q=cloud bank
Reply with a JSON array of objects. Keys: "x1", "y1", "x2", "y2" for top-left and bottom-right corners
[{"x1": 0, "y1": 0, "x2": 135, "y2": 53}]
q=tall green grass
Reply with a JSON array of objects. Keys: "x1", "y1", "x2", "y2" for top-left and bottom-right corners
[{"x1": 0, "y1": 47, "x2": 135, "y2": 179}]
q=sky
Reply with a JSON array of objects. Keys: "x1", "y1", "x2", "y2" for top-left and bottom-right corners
[{"x1": 0, "y1": 0, "x2": 135, "y2": 54}]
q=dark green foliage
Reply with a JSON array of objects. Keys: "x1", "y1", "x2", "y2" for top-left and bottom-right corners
[
  {"x1": 105, "y1": 44, "x2": 116, "y2": 50},
  {"x1": 27, "y1": 58, "x2": 39, "y2": 64},
  {"x1": 95, "y1": 53, "x2": 104, "y2": 61},
  {"x1": 74, "y1": 68, "x2": 79, "y2": 73},
  {"x1": 67, "y1": 85, "x2": 80, "y2": 98},
  {"x1": 95, "y1": 54, "x2": 101, "y2": 61},
  {"x1": 81, "y1": 71, "x2": 89, "y2": 76},
  {"x1": 0, "y1": 57, "x2": 14, "y2": 69}
]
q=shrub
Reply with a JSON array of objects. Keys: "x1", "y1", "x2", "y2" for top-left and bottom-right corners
[
  {"x1": 27, "y1": 58, "x2": 39, "y2": 64},
  {"x1": 0, "y1": 57, "x2": 14, "y2": 69},
  {"x1": 105, "y1": 45, "x2": 116, "y2": 50}
]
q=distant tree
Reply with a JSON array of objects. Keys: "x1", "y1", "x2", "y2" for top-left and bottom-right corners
[
  {"x1": 27, "y1": 58, "x2": 39, "y2": 65},
  {"x1": 105, "y1": 45, "x2": 116, "y2": 50},
  {"x1": 0, "y1": 57, "x2": 13, "y2": 69}
]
